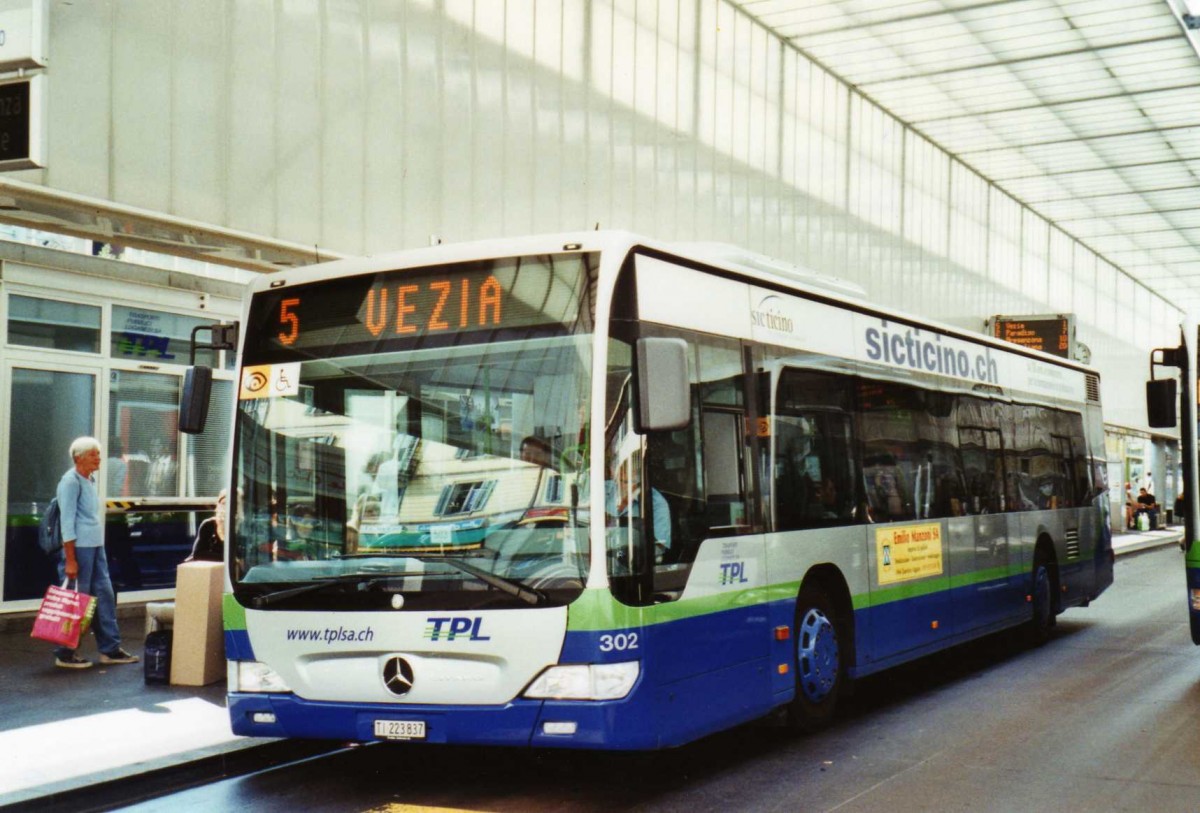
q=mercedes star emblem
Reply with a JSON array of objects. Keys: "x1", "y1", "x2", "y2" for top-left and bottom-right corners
[{"x1": 383, "y1": 656, "x2": 415, "y2": 697}]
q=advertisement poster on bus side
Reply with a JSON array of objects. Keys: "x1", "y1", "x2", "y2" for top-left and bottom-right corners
[{"x1": 875, "y1": 523, "x2": 944, "y2": 585}]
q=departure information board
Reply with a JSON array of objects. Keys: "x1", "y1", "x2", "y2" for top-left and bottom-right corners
[{"x1": 990, "y1": 314, "x2": 1074, "y2": 360}]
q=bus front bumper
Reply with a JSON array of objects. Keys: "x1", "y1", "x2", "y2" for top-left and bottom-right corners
[{"x1": 228, "y1": 691, "x2": 661, "y2": 749}]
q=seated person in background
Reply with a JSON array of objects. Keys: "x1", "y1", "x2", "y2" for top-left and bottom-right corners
[
  {"x1": 519, "y1": 435, "x2": 555, "y2": 469},
  {"x1": 1136, "y1": 487, "x2": 1158, "y2": 529},
  {"x1": 270, "y1": 504, "x2": 323, "y2": 561},
  {"x1": 814, "y1": 477, "x2": 842, "y2": 519},
  {"x1": 186, "y1": 489, "x2": 227, "y2": 563}
]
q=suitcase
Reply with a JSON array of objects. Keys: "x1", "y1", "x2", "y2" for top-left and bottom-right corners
[{"x1": 144, "y1": 629, "x2": 173, "y2": 684}]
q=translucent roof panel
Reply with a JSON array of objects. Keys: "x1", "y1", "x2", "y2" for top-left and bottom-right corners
[{"x1": 737, "y1": 0, "x2": 1200, "y2": 310}]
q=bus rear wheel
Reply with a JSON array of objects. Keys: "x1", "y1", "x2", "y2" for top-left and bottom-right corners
[
  {"x1": 788, "y1": 584, "x2": 843, "y2": 732},
  {"x1": 1025, "y1": 549, "x2": 1057, "y2": 646}
]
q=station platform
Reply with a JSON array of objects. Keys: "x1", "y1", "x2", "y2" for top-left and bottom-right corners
[{"x1": 0, "y1": 525, "x2": 1186, "y2": 809}]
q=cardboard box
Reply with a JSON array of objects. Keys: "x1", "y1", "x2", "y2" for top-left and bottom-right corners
[{"x1": 170, "y1": 562, "x2": 225, "y2": 686}]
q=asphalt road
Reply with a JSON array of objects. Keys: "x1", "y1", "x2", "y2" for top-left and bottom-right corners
[{"x1": 125, "y1": 545, "x2": 1200, "y2": 813}]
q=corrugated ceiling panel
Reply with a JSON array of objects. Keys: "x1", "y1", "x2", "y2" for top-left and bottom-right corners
[
  {"x1": 1165, "y1": 210, "x2": 1200, "y2": 229},
  {"x1": 734, "y1": 0, "x2": 1200, "y2": 309}
]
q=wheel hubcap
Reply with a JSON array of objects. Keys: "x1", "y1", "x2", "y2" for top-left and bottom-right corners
[{"x1": 797, "y1": 607, "x2": 839, "y2": 703}]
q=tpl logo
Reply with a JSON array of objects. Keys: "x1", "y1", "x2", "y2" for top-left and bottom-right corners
[
  {"x1": 424, "y1": 616, "x2": 491, "y2": 641},
  {"x1": 720, "y1": 561, "x2": 749, "y2": 585}
]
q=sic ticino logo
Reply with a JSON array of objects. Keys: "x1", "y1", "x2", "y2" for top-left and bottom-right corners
[{"x1": 424, "y1": 616, "x2": 491, "y2": 642}]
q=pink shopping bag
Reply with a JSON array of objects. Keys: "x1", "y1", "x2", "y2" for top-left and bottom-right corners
[{"x1": 30, "y1": 581, "x2": 96, "y2": 649}]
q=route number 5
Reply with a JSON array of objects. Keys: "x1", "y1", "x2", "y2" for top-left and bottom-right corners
[{"x1": 279, "y1": 298, "x2": 300, "y2": 346}]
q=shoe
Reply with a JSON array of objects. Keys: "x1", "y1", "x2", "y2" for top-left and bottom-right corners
[
  {"x1": 99, "y1": 648, "x2": 139, "y2": 665},
  {"x1": 56, "y1": 654, "x2": 93, "y2": 669}
]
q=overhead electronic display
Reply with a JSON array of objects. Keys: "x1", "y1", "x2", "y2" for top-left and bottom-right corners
[
  {"x1": 0, "y1": 75, "x2": 43, "y2": 170},
  {"x1": 990, "y1": 313, "x2": 1074, "y2": 360}
]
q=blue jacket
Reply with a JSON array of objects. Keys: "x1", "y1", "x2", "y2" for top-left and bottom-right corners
[{"x1": 57, "y1": 469, "x2": 103, "y2": 549}]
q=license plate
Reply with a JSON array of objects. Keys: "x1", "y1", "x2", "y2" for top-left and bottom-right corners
[{"x1": 374, "y1": 719, "x2": 426, "y2": 740}]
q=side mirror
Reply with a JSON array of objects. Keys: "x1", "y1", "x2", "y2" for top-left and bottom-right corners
[
  {"x1": 1146, "y1": 378, "x2": 1177, "y2": 428},
  {"x1": 635, "y1": 337, "x2": 690, "y2": 432},
  {"x1": 180, "y1": 366, "x2": 213, "y2": 435}
]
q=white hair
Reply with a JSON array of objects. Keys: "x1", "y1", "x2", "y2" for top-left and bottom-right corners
[{"x1": 69, "y1": 436, "x2": 101, "y2": 461}]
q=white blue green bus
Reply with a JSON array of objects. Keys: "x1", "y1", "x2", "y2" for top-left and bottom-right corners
[
  {"x1": 189, "y1": 231, "x2": 1113, "y2": 749},
  {"x1": 1146, "y1": 322, "x2": 1200, "y2": 643}
]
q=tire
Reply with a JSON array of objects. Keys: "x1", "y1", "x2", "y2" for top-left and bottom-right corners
[
  {"x1": 1025, "y1": 549, "x2": 1057, "y2": 646},
  {"x1": 787, "y1": 584, "x2": 844, "y2": 733}
]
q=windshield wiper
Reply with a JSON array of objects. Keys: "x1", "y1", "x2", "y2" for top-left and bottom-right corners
[
  {"x1": 248, "y1": 572, "x2": 403, "y2": 608},
  {"x1": 440, "y1": 556, "x2": 546, "y2": 605},
  {"x1": 339, "y1": 552, "x2": 545, "y2": 605}
]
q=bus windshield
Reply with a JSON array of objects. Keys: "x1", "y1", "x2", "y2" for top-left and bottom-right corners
[{"x1": 229, "y1": 252, "x2": 596, "y2": 611}]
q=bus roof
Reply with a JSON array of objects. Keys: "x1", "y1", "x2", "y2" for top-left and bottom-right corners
[{"x1": 247, "y1": 230, "x2": 1096, "y2": 378}]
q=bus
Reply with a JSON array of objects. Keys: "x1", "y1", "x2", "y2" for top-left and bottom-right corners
[
  {"x1": 1146, "y1": 321, "x2": 1199, "y2": 642},
  {"x1": 188, "y1": 231, "x2": 1113, "y2": 750}
]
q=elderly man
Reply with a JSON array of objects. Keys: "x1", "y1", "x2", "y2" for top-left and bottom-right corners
[{"x1": 53, "y1": 436, "x2": 139, "y2": 669}]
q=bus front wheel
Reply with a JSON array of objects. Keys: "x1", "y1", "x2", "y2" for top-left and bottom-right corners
[{"x1": 788, "y1": 584, "x2": 843, "y2": 732}]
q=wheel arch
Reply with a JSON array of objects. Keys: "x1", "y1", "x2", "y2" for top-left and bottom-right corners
[
  {"x1": 1033, "y1": 532, "x2": 1060, "y2": 611},
  {"x1": 799, "y1": 563, "x2": 857, "y2": 670}
]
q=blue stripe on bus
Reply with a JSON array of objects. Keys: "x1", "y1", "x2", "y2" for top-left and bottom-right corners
[
  {"x1": 227, "y1": 564, "x2": 1104, "y2": 749},
  {"x1": 225, "y1": 629, "x2": 255, "y2": 661},
  {"x1": 1186, "y1": 563, "x2": 1200, "y2": 629}
]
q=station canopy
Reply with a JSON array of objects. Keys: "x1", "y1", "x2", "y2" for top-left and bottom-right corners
[
  {"x1": 3, "y1": 1, "x2": 1200, "y2": 302},
  {"x1": 738, "y1": 0, "x2": 1200, "y2": 310},
  {"x1": 0, "y1": 176, "x2": 338, "y2": 274}
]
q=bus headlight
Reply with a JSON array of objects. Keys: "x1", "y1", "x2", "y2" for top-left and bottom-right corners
[
  {"x1": 234, "y1": 661, "x2": 292, "y2": 693},
  {"x1": 523, "y1": 661, "x2": 639, "y2": 700}
]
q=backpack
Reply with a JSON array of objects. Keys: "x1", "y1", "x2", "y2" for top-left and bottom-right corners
[
  {"x1": 144, "y1": 629, "x2": 173, "y2": 684},
  {"x1": 37, "y1": 497, "x2": 63, "y2": 556}
]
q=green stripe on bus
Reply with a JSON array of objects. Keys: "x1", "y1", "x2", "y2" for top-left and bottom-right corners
[
  {"x1": 224, "y1": 593, "x2": 247, "y2": 631},
  {"x1": 567, "y1": 565, "x2": 1028, "y2": 631},
  {"x1": 948, "y1": 563, "x2": 1025, "y2": 590},
  {"x1": 566, "y1": 589, "x2": 645, "y2": 630},
  {"x1": 1187, "y1": 540, "x2": 1200, "y2": 567},
  {"x1": 219, "y1": 564, "x2": 1031, "y2": 634}
]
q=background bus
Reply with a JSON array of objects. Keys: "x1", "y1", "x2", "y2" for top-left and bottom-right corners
[
  {"x1": 1146, "y1": 321, "x2": 1200, "y2": 642},
  {"x1": 196, "y1": 231, "x2": 1113, "y2": 750}
]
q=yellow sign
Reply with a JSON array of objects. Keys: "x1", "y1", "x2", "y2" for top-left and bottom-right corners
[
  {"x1": 875, "y1": 522, "x2": 943, "y2": 585},
  {"x1": 239, "y1": 362, "x2": 301, "y2": 400}
]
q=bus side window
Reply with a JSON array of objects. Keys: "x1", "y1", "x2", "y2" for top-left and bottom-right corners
[
  {"x1": 863, "y1": 452, "x2": 910, "y2": 522},
  {"x1": 956, "y1": 397, "x2": 1007, "y2": 514},
  {"x1": 773, "y1": 369, "x2": 857, "y2": 531},
  {"x1": 640, "y1": 331, "x2": 751, "y2": 585},
  {"x1": 646, "y1": 431, "x2": 695, "y2": 555},
  {"x1": 701, "y1": 409, "x2": 746, "y2": 530}
]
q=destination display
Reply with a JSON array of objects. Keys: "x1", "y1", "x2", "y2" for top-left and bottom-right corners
[{"x1": 243, "y1": 253, "x2": 595, "y2": 361}]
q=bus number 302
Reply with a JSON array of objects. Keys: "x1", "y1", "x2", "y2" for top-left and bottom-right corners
[{"x1": 599, "y1": 632, "x2": 639, "y2": 652}]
